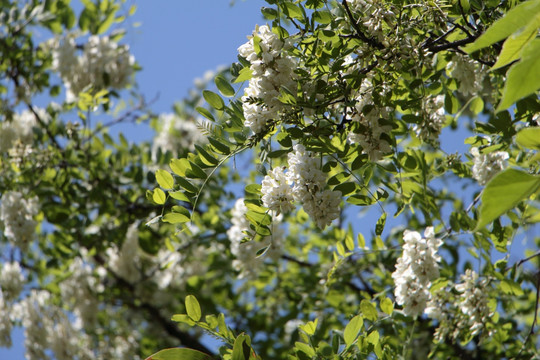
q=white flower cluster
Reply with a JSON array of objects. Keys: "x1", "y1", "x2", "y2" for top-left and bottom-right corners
[
  {"x1": 105, "y1": 222, "x2": 211, "y2": 299},
  {"x1": 414, "y1": 95, "x2": 446, "y2": 142},
  {"x1": 348, "y1": 0, "x2": 395, "y2": 44},
  {"x1": 346, "y1": 78, "x2": 393, "y2": 161},
  {"x1": 0, "y1": 261, "x2": 25, "y2": 347},
  {"x1": 261, "y1": 167, "x2": 295, "y2": 215},
  {"x1": 151, "y1": 113, "x2": 206, "y2": 162},
  {"x1": 52, "y1": 35, "x2": 135, "y2": 101},
  {"x1": 227, "y1": 198, "x2": 283, "y2": 279},
  {"x1": 106, "y1": 222, "x2": 142, "y2": 284},
  {"x1": 392, "y1": 227, "x2": 442, "y2": 317},
  {"x1": 470, "y1": 147, "x2": 509, "y2": 185},
  {"x1": 0, "y1": 191, "x2": 39, "y2": 249},
  {"x1": 261, "y1": 144, "x2": 341, "y2": 229},
  {"x1": 11, "y1": 289, "x2": 140, "y2": 360},
  {"x1": 59, "y1": 256, "x2": 101, "y2": 328},
  {"x1": 0, "y1": 108, "x2": 49, "y2": 155},
  {"x1": 153, "y1": 244, "x2": 209, "y2": 292},
  {"x1": 238, "y1": 25, "x2": 298, "y2": 133},
  {"x1": 0, "y1": 296, "x2": 12, "y2": 347},
  {"x1": 0, "y1": 262, "x2": 24, "y2": 302},
  {"x1": 455, "y1": 269, "x2": 491, "y2": 336},
  {"x1": 448, "y1": 54, "x2": 485, "y2": 96}
]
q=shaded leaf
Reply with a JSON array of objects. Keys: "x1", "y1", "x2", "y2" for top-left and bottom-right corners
[{"x1": 145, "y1": 348, "x2": 212, "y2": 360}]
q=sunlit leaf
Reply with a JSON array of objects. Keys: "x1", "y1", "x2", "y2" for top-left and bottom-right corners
[
  {"x1": 475, "y1": 169, "x2": 540, "y2": 230},
  {"x1": 185, "y1": 295, "x2": 201, "y2": 322}
]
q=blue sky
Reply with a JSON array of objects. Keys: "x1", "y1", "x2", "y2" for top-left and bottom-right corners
[{"x1": 1, "y1": 1, "x2": 266, "y2": 358}]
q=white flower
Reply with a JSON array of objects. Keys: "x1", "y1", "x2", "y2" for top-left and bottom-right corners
[
  {"x1": 227, "y1": 198, "x2": 283, "y2": 279},
  {"x1": 151, "y1": 114, "x2": 206, "y2": 162},
  {"x1": 448, "y1": 54, "x2": 485, "y2": 96},
  {"x1": 106, "y1": 222, "x2": 142, "y2": 284},
  {"x1": 346, "y1": 78, "x2": 393, "y2": 160},
  {"x1": 0, "y1": 297, "x2": 13, "y2": 347},
  {"x1": 414, "y1": 95, "x2": 445, "y2": 142},
  {"x1": 285, "y1": 144, "x2": 341, "y2": 229},
  {"x1": 52, "y1": 34, "x2": 135, "y2": 101},
  {"x1": 239, "y1": 25, "x2": 298, "y2": 133},
  {"x1": 0, "y1": 191, "x2": 39, "y2": 249},
  {"x1": 59, "y1": 256, "x2": 100, "y2": 328},
  {"x1": 470, "y1": 147, "x2": 509, "y2": 185},
  {"x1": 261, "y1": 167, "x2": 295, "y2": 215},
  {"x1": 392, "y1": 227, "x2": 442, "y2": 317},
  {"x1": 0, "y1": 262, "x2": 25, "y2": 302},
  {"x1": 455, "y1": 269, "x2": 491, "y2": 336},
  {"x1": 0, "y1": 108, "x2": 48, "y2": 154}
]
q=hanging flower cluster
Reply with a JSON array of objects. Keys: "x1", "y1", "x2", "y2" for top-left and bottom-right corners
[
  {"x1": 448, "y1": 54, "x2": 486, "y2": 97},
  {"x1": 455, "y1": 269, "x2": 492, "y2": 336},
  {"x1": 260, "y1": 144, "x2": 341, "y2": 229},
  {"x1": 51, "y1": 35, "x2": 135, "y2": 101},
  {"x1": 346, "y1": 76, "x2": 393, "y2": 161},
  {"x1": 238, "y1": 25, "x2": 298, "y2": 134},
  {"x1": 414, "y1": 95, "x2": 446, "y2": 142},
  {"x1": 470, "y1": 147, "x2": 509, "y2": 185},
  {"x1": 392, "y1": 227, "x2": 442, "y2": 317},
  {"x1": 227, "y1": 198, "x2": 283, "y2": 279},
  {"x1": 0, "y1": 191, "x2": 39, "y2": 250},
  {"x1": 10, "y1": 289, "x2": 140, "y2": 360},
  {"x1": 426, "y1": 269, "x2": 493, "y2": 341}
]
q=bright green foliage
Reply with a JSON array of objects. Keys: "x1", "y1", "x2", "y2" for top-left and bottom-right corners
[{"x1": 1, "y1": 0, "x2": 540, "y2": 359}]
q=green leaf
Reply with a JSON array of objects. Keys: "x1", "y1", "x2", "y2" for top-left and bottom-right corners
[
  {"x1": 360, "y1": 300, "x2": 378, "y2": 321},
  {"x1": 375, "y1": 213, "x2": 386, "y2": 236},
  {"x1": 366, "y1": 330, "x2": 380, "y2": 346},
  {"x1": 203, "y1": 90, "x2": 225, "y2": 111},
  {"x1": 295, "y1": 342, "x2": 315, "y2": 357},
  {"x1": 232, "y1": 334, "x2": 251, "y2": 360},
  {"x1": 380, "y1": 297, "x2": 394, "y2": 315},
  {"x1": 196, "y1": 106, "x2": 215, "y2": 121},
  {"x1": 215, "y1": 75, "x2": 235, "y2": 97},
  {"x1": 156, "y1": 169, "x2": 174, "y2": 189},
  {"x1": 170, "y1": 159, "x2": 206, "y2": 179},
  {"x1": 145, "y1": 348, "x2": 213, "y2": 360},
  {"x1": 185, "y1": 295, "x2": 201, "y2": 322},
  {"x1": 464, "y1": 0, "x2": 540, "y2": 53},
  {"x1": 284, "y1": 2, "x2": 304, "y2": 20},
  {"x1": 491, "y1": 20, "x2": 538, "y2": 70},
  {"x1": 169, "y1": 191, "x2": 191, "y2": 203},
  {"x1": 516, "y1": 127, "x2": 540, "y2": 150},
  {"x1": 97, "y1": 8, "x2": 117, "y2": 34},
  {"x1": 300, "y1": 319, "x2": 318, "y2": 336},
  {"x1": 170, "y1": 158, "x2": 189, "y2": 177},
  {"x1": 171, "y1": 314, "x2": 195, "y2": 325},
  {"x1": 153, "y1": 188, "x2": 166, "y2": 205},
  {"x1": 475, "y1": 169, "x2": 540, "y2": 230},
  {"x1": 208, "y1": 137, "x2": 231, "y2": 155},
  {"x1": 162, "y1": 212, "x2": 190, "y2": 224},
  {"x1": 497, "y1": 39, "x2": 540, "y2": 111},
  {"x1": 313, "y1": 10, "x2": 332, "y2": 24},
  {"x1": 343, "y1": 315, "x2": 363, "y2": 346},
  {"x1": 233, "y1": 67, "x2": 252, "y2": 83},
  {"x1": 195, "y1": 145, "x2": 219, "y2": 166},
  {"x1": 469, "y1": 96, "x2": 484, "y2": 114}
]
